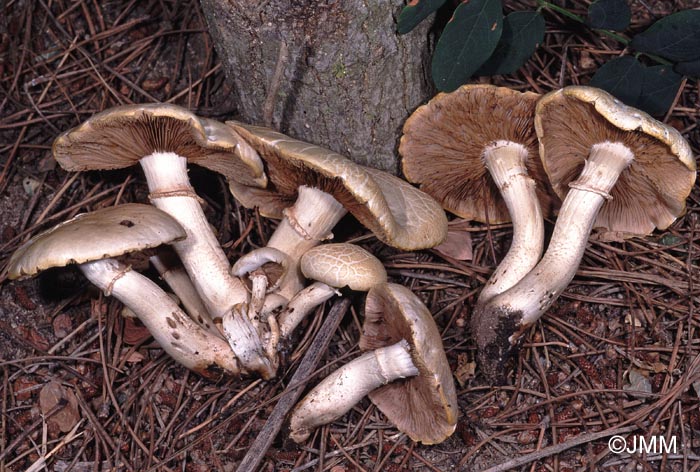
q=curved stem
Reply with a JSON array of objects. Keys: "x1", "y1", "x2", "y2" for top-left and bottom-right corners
[
  {"x1": 278, "y1": 282, "x2": 339, "y2": 339},
  {"x1": 140, "y1": 152, "x2": 249, "y2": 318},
  {"x1": 477, "y1": 141, "x2": 544, "y2": 304},
  {"x1": 473, "y1": 142, "x2": 635, "y2": 381},
  {"x1": 265, "y1": 186, "x2": 347, "y2": 299},
  {"x1": 79, "y1": 258, "x2": 239, "y2": 378},
  {"x1": 289, "y1": 339, "x2": 418, "y2": 443},
  {"x1": 150, "y1": 250, "x2": 220, "y2": 337}
]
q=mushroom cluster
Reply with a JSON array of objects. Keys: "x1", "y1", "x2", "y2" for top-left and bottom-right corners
[
  {"x1": 400, "y1": 85, "x2": 696, "y2": 383},
  {"x1": 6, "y1": 103, "x2": 459, "y2": 444}
]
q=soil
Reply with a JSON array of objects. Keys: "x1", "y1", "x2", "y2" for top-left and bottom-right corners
[{"x1": 1, "y1": 1, "x2": 699, "y2": 471}]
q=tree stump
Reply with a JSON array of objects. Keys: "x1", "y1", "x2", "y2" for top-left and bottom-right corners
[{"x1": 200, "y1": 0, "x2": 433, "y2": 173}]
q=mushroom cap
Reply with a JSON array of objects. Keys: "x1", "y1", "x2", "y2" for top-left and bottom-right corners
[
  {"x1": 300, "y1": 243, "x2": 387, "y2": 291},
  {"x1": 360, "y1": 283, "x2": 458, "y2": 444},
  {"x1": 399, "y1": 84, "x2": 555, "y2": 223},
  {"x1": 535, "y1": 86, "x2": 696, "y2": 239},
  {"x1": 7, "y1": 204, "x2": 186, "y2": 279},
  {"x1": 52, "y1": 103, "x2": 267, "y2": 188},
  {"x1": 226, "y1": 121, "x2": 448, "y2": 250}
]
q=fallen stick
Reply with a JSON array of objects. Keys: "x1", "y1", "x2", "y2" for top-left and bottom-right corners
[
  {"x1": 479, "y1": 425, "x2": 639, "y2": 472},
  {"x1": 236, "y1": 298, "x2": 351, "y2": 472}
]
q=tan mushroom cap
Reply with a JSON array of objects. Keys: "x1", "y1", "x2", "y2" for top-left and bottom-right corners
[
  {"x1": 53, "y1": 103, "x2": 266, "y2": 188},
  {"x1": 360, "y1": 283, "x2": 458, "y2": 445},
  {"x1": 7, "y1": 204, "x2": 186, "y2": 279},
  {"x1": 400, "y1": 84, "x2": 556, "y2": 223},
  {"x1": 226, "y1": 122, "x2": 448, "y2": 250},
  {"x1": 300, "y1": 243, "x2": 387, "y2": 291},
  {"x1": 535, "y1": 86, "x2": 696, "y2": 238}
]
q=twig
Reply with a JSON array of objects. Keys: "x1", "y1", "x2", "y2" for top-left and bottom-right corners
[
  {"x1": 479, "y1": 425, "x2": 638, "y2": 472},
  {"x1": 236, "y1": 297, "x2": 351, "y2": 472}
]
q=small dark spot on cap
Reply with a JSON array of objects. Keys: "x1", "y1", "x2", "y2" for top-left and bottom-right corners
[{"x1": 119, "y1": 220, "x2": 135, "y2": 227}]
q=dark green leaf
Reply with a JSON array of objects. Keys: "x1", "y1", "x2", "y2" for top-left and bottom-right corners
[
  {"x1": 397, "y1": 0, "x2": 448, "y2": 34},
  {"x1": 636, "y1": 65, "x2": 683, "y2": 115},
  {"x1": 589, "y1": 56, "x2": 644, "y2": 105},
  {"x1": 674, "y1": 57, "x2": 700, "y2": 78},
  {"x1": 431, "y1": 0, "x2": 503, "y2": 92},
  {"x1": 630, "y1": 10, "x2": 700, "y2": 62},
  {"x1": 587, "y1": 0, "x2": 631, "y2": 31},
  {"x1": 477, "y1": 11, "x2": 545, "y2": 75}
]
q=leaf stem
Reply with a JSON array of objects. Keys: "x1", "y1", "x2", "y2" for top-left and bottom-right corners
[{"x1": 536, "y1": 0, "x2": 630, "y2": 45}]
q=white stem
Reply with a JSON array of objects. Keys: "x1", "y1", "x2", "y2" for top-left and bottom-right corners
[
  {"x1": 289, "y1": 339, "x2": 418, "y2": 443},
  {"x1": 267, "y1": 186, "x2": 347, "y2": 299},
  {"x1": 474, "y1": 142, "x2": 634, "y2": 379},
  {"x1": 150, "y1": 252, "x2": 220, "y2": 337},
  {"x1": 278, "y1": 282, "x2": 339, "y2": 339},
  {"x1": 79, "y1": 258, "x2": 239, "y2": 378},
  {"x1": 222, "y1": 304, "x2": 277, "y2": 379},
  {"x1": 477, "y1": 141, "x2": 544, "y2": 304},
  {"x1": 249, "y1": 272, "x2": 268, "y2": 322},
  {"x1": 140, "y1": 152, "x2": 248, "y2": 318}
]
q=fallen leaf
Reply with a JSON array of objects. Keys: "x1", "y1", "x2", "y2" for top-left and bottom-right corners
[
  {"x1": 14, "y1": 376, "x2": 39, "y2": 401},
  {"x1": 17, "y1": 325, "x2": 50, "y2": 351},
  {"x1": 434, "y1": 227, "x2": 473, "y2": 260},
  {"x1": 623, "y1": 369, "x2": 652, "y2": 400},
  {"x1": 53, "y1": 313, "x2": 73, "y2": 338},
  {"x1": 121, "y1": 348, "x2": 145, "y2": 364},
  {"x1": 454, "y1": 353, "x2": 476, "y2": 388},
  {"x1": 39, "y1": 381, "x2": 80, "y2": 433},
  {"x1": 122, "y1": 317, "x2": 151, "y2": 345}
]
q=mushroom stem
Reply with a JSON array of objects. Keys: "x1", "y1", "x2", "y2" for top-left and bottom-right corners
[
  {"x1": 222, "y1": 304, "x2": 278, "y2": 379},
  {"x1": 140, "y1": 152, "x2": 249, "y2": 318},
  {"x1": 289, "y1": 339, "x2": 419, "y2": 443},
  {"x1": 477, "y1": 141, "x2": 545, "y2": 304},
  {"x1": 266, "y1": 186, "x2": 347, "y2": 299},
  {"x1": 79, "y1": 258, "x2": 239, "y2": 378},
  {"x1": 278, "y1": 282, "x2": 339, "y2": 338},
  {"x1": 474, "y1": 141, "x2": 634, "y2": 380},
  {"x1": 149, "y1": 250, "x2": 220, "y2": 337}
]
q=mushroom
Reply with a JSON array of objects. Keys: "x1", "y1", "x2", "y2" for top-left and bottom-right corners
[
  {"x1": 473, "y1": 86, "x2": 696, "y2": 381},
  {"x1": 224, "y1": 122, "x2": 448, "y2": 301},
  {"x1": 149, "y1": 247, "x2": 218, "y2": 335},
  {"x1": 289, "y1": 283, "x2": 458, "y2": 445},
  {"x1": 278, "y1": 243, "x2": 388, "y2": 338},
  {"x1": 52, "y1": 104, "x2": 275, "y2": 377},
  {"x1": 231, "y1": 247, "x2": 289, "y2": 322},
  {"x1": 6, "y1": 204, "x2": 240, "y2": 378},
  {"x1": 400, "y1": 84, "x2": 555, "y2": 304}
]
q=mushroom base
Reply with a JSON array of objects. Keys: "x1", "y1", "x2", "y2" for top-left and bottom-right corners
[
  {"x1": 80, "y1": 258, "x2": 240, "y2": 379},
  {"x1": 471, "y1": 304, "x2": 526, "y2": 385}
]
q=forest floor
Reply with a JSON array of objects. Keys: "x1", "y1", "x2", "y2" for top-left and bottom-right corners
[{"x1": 1, "y1": 1, "x2": 699, "y2": 471}]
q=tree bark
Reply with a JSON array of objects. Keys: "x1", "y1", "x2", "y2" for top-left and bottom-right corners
[{"x1": 199, "y1": 0, "x2": 433, "y2": 173}]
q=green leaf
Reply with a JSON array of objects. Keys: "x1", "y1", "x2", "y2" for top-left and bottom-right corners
[
  {"x1": 397, "y1": 0, "x2": 448, "y2": 34},
  {"x1": 589, "y1": 56, "x2": 644, "y2": 105},
  {"x1": 587, "y1": 0, "x2": 631, "y2": 31},
  {"x1": 674, "y1": 57, "x2": 700, "y2": 78},
  {"x1": 630, "y1": 10, "x2": 700, "y2": 62},
  {"x1": 636, "y1": 65, "x2": 683, "y2": 116},
  {"x1": 431, "y1": 0, "x2": 503, "y2": 92},
  {"x1": 477, "y1": 11, "x2": 545, "y2": 75}
]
